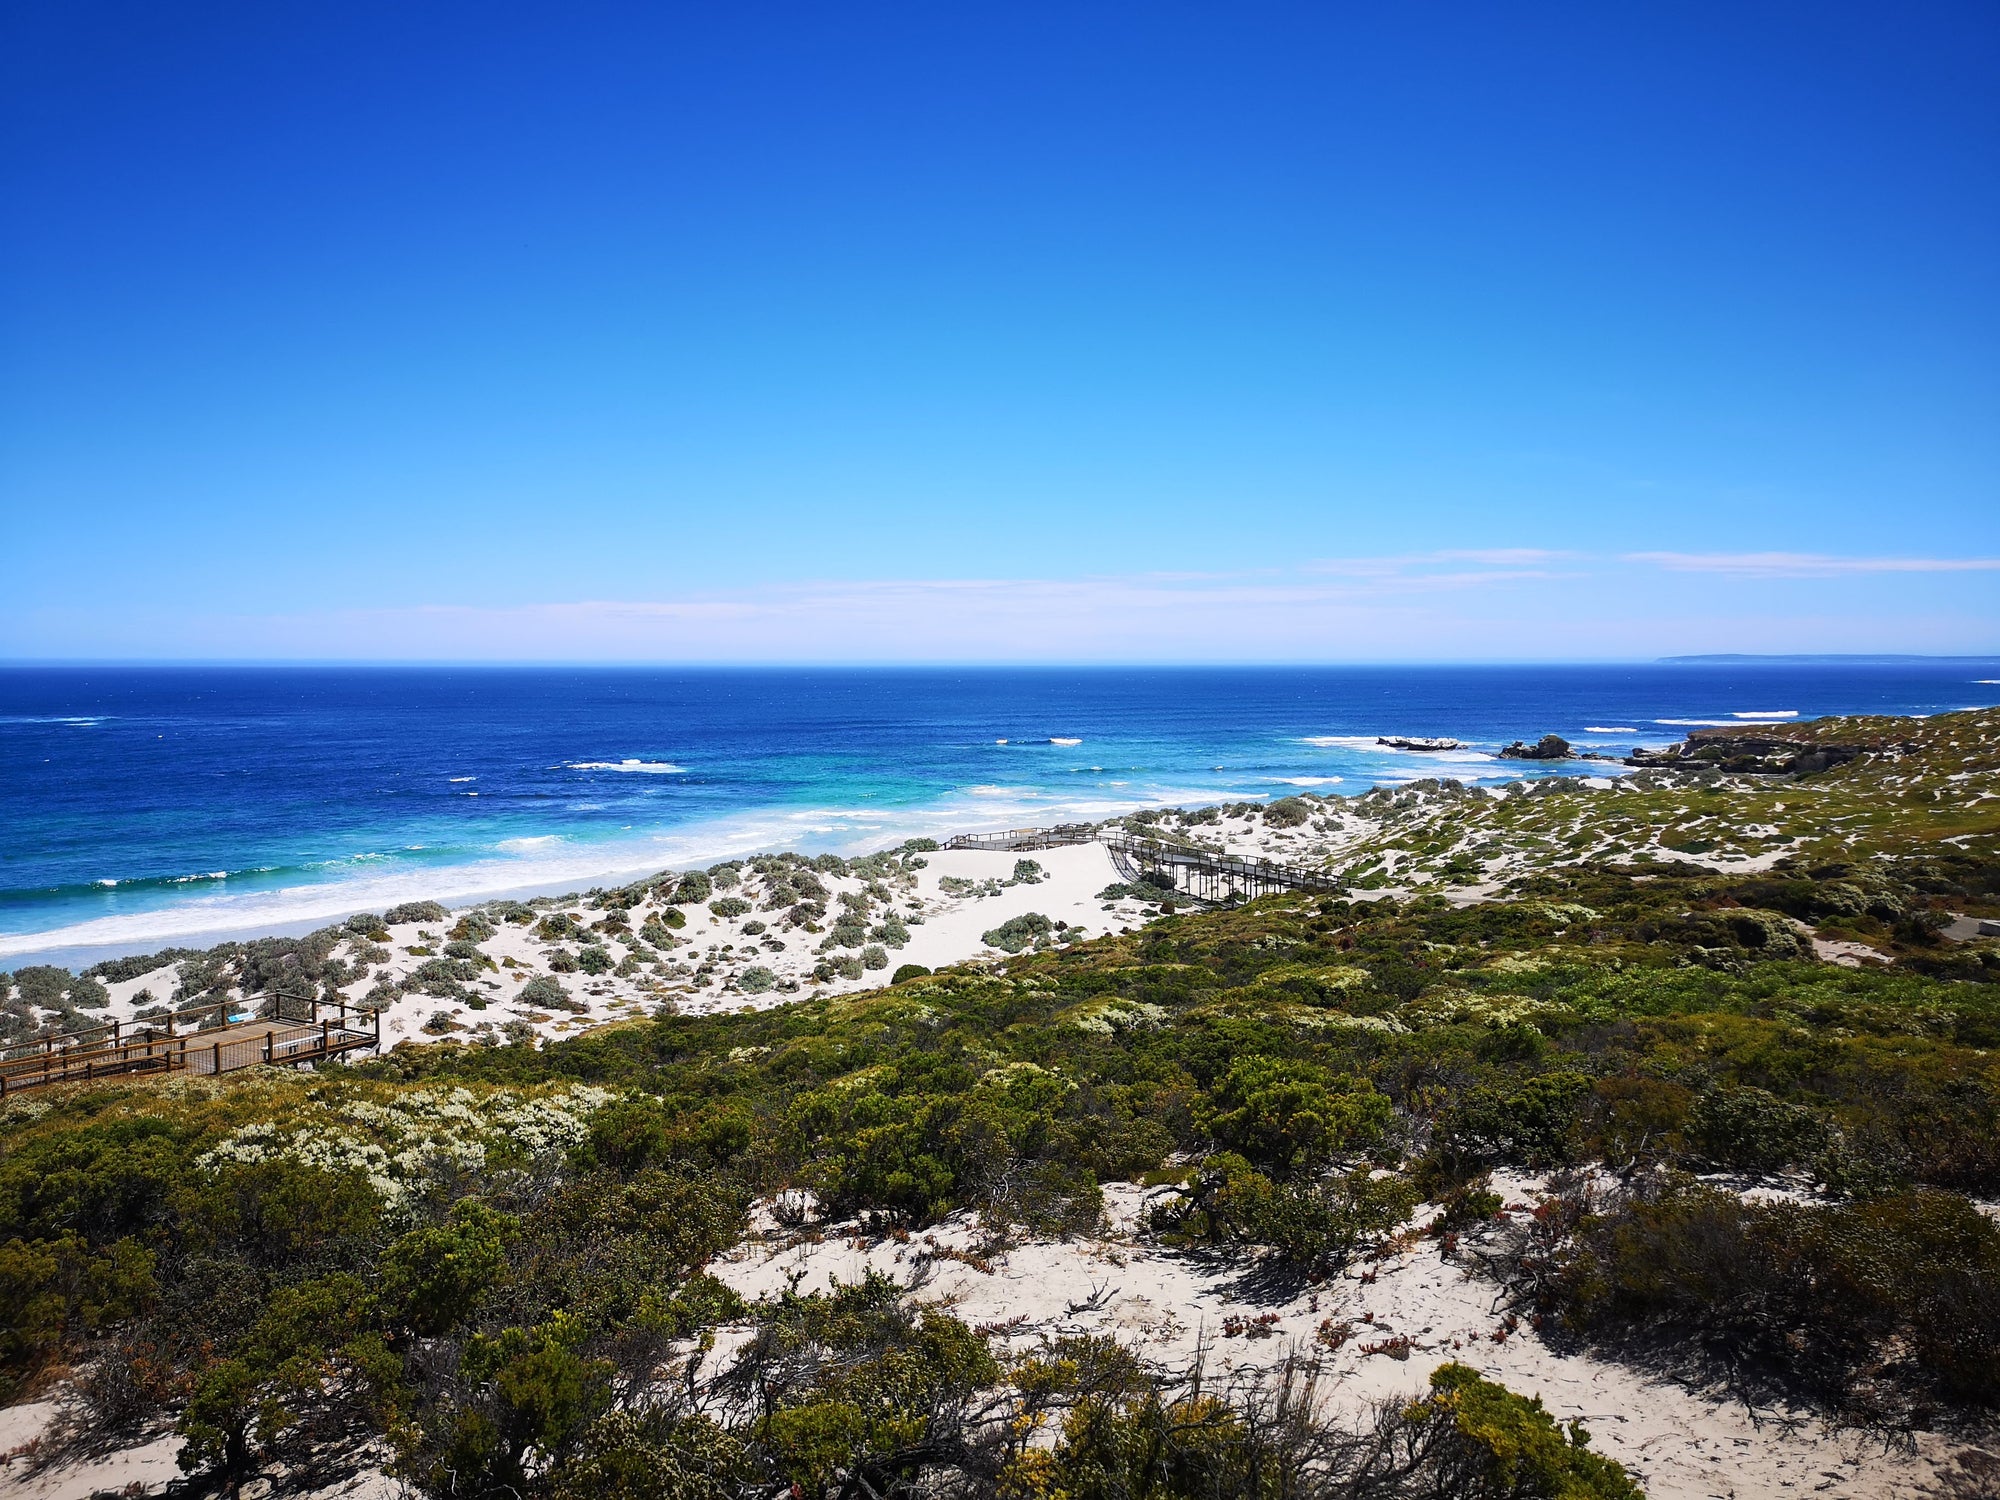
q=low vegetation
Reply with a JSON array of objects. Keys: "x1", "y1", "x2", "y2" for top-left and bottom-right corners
[{"x1": 4, "y1": 709, "x2": 1999, "y2": 1495}]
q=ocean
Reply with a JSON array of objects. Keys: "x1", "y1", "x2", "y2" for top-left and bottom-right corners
[{"x1": 5, "y1": 661, "x2": 1998, "y2": 967}]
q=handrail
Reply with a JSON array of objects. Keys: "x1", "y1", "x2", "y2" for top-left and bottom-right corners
[{"x1": 0, "y1": 996, "x2": 382, "y2": 1098}]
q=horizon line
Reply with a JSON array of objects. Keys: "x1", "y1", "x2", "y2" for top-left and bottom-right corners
[{"x1": 7, "y1": 654, "x2": 2000, "y2": 670}]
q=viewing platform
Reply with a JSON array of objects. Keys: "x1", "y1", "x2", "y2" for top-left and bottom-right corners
[{"x1": 0, "y1": 993, "x2": 380, "y2": 1097}]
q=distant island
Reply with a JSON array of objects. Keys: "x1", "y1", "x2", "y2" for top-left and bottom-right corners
[{"x1": 1660, "y1": 652, "x2": 2000, "y2": 664}]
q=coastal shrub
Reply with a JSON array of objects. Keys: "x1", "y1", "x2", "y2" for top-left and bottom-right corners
[
  {"x1": 385, "y1": 901, "x2": 449, "y2": 926},
  {"x1": 536, "y1": 913, "x2": 577, "y2": 941},
  {"x1": 741, "y1": 919, "x2": 767, "y2": 936},
  {"x1": 548, "y1": 950, "x2": 580, "y2": 973},
  {"x1": 1265, "y1": 797, "x2": 1313, "y2": 827},
  {"x1": 1433, "y1": 1071, "x2": 1593, "y2": 1176},
  {"x1": 1537, "y1": 1183, "x2": 2000, "y2": 1421},
  {"x1": 639, "y1": 917, "x2": 682, "y2": 948},
  {"x1": 892, "y1": 964, "x2": 931, "y2": 984},
  {"x1": 1154, "y1": 1153, "x2": 1414, "y2": 1271},
  {"x1": 443, "y1": 939, "x2": 486, "y2": 963},
  {"x1": 835, "y1": 956, "x2": 863, "y2": 981},
  {"x1": 829, "y1": 921, "x2": 867, "y2": 949},
  {"x1": 85, "y1": 949, "x2": 198, "y2": 984},
  {"x1": 709, "y1": 897, "x2": 752, "y2": 919},
  {"x1": 1196, "y1": 1056, "x2": 1392, "y2": 1176},
  {"x1": 1399, "y1": 1363, "x2": 1642, "y2": 1498},
  {"x1": 982, "y1": 912, "x2": 1054, "y2": 954},
  {"x1": 576, "y1": 945, "x2": 614, "y2": 976},
  {"x1": 860, "y1": 945, "x2": 889, "y2": 971},
  {"x1": 669, "y1": 871, "x2": 712, "y2": 905},
  {"x1": 868, "y1": 916, "x2": 910, "y2": 948},
  {"x1": 1012, "y1": 858, "x2": 1044, "y2": 884},
  {"x1": 450, "y1": 912, "x2": 497, "y2": 944},
  {"x1": 708, "y1": 863, "x2": 741, "y2": 888},
  {"x1": 662, "y1": 907, "x2": 687, "y2": 929},
  {"x1": 738, "y1": 967, "x2": 777, "y2": 994},
  {"x1": 518, "y1": 975, "x2": 581, "y2": 1012}
]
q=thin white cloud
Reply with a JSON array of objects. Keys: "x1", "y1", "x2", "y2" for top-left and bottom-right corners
[
  {"x1": 1429, "y1": 548, "x2": 1578, "y2": 565},
  {"x1": 1627, "y1": 551, "x2": 2000, "y2": 578}
]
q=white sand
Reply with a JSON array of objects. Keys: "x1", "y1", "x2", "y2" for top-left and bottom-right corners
[
  {"x1": 63, "y1": 842, "x2": 1143, "y2": 1052},
  {"x1": 706, "y1": 1181, "x2": 1982, "y2": 1499}
]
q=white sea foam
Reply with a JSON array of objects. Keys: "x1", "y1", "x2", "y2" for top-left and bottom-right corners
[
  {"x1": 568, "y1": 759, "x2": 685, "y2": 773},
  {"x1": 497, "y1": 835, "x2": 561, "y2": 852},
  {"x1": 1584, "y1": 727, "x2": 1639, "y2": 734},
  {"x1": 1050, "y1": 737, "x2": 1081, "y2": 746},
  {"x1": 1657, "y1": 718, "x2": 1756, "y2": 727},
  {"x1": 1271, "y1": 776, "x2": 1343, "y2": 786},
  {"x1": 1732, "y1": 710, "x2": 1798, "y2": 719},
  {"x1": 449, "y1": 776, "x2": 477, "y2": 783}
]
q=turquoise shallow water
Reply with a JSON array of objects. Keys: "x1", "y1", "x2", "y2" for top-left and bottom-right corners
[{"x1": 4, "y1": 662, "x2": 1997, "y2": 963}]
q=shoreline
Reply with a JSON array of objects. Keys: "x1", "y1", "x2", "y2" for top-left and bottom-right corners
[{"x1": 0, "y1": 749, "x2": 1617, "y2": 968}]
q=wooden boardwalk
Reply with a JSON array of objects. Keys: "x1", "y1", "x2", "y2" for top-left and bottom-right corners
[
  {"x1": 0, "y1": 995, "x2": 380, "y2": 1097},
  {"x1": 941, "y1": 825, "x2": 1341, "y2": 905}
]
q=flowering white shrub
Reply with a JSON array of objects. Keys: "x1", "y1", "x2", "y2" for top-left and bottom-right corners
[{"x1": 195, "y1": 1082, "x2": 613, "y2": 1212}]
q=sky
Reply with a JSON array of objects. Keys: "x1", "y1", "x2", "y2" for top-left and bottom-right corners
[{"x1": 2, "y1": 2, "x2": 1997, "y2": 662}]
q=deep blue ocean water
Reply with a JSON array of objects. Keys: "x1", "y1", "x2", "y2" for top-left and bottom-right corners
[{"x1": 5, "y1": 662, "x2": 1998, "y2": 965}]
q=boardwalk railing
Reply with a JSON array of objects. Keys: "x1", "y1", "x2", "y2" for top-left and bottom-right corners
[
  {"x1": 0, "y1": 993, "x2": 381, "y2": 1098},
  {"x1": 941, "y1": 826, "x2": 1342, "y2": 906},
  {"x1": 940, "y1": 825, "x2": 1099, "y2": 852}
]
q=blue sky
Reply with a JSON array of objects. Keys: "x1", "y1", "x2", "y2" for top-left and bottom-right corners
[{"x1": 3, "y1": 3, "x2": 1996, "y2": 661}]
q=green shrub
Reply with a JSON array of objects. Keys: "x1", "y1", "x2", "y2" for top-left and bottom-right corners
[
  {"x1": 385, "y1": 901, "x2": 450, "y2": 925},
  {"x1": 519, "y1": 975, "x2": 581, "y2": 1012},
  {"x1": 576, "y1": 946, "x2": 613, "y2": 976},
  {"x1": 1543, "y1": 1184, "x2": 2000, "y2": 1421},
  {"x1": 380, "y1": 1200, "x2": 517, "y2": 1337},
  {"x1": 982, "y1": 913, "x2": 1054, "y2": 954},
  {"x1": 1265, "y1": 797, "x2": 1313, "y2": 827},
  {"x1": 669, "y1": 871, "x2": 712, "y2": 905},
  {"x1": 738, "y1": 967, "x2": 777, "y2": 994},
  {"x1": 891, "y1": 964, "x2": 931, "y2": 985},
  {"x1": 1197, "y1": 1055, "x2": 1391, "y2": 1176},
  {"x1": 710, "y1": 897, "x2": 752, "y2": 919},
  {"x1": 1403, "y1": 1363, "x2": 1642, "y2": 1498},
  {"x1": 860, "y1": 945, "x2": 889, "y2": 971}
]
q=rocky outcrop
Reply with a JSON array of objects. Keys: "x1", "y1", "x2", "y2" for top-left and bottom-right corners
[
  {"x1": 1626, "y1": 725, "x2": 1915, "y2": 776},
  {"x1": 1378, "y1": 736, "x2": 1463, "y2": 751},
  {"x1": 1498, "y1": 734, "x2": 1572, "y2": 761}
]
